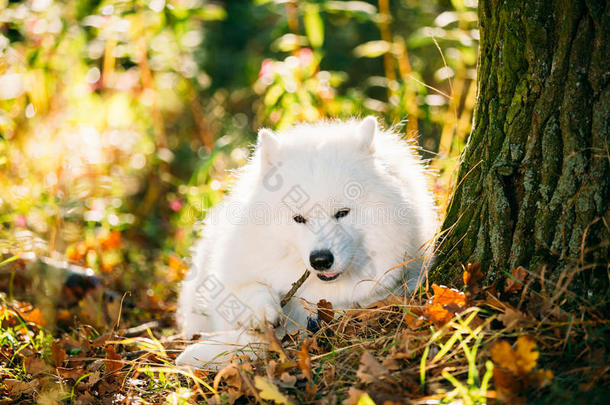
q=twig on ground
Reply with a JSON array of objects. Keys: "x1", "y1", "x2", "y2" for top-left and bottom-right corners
[{"x1": 122, "y1": 321, "x2": 161, "y2": 337}]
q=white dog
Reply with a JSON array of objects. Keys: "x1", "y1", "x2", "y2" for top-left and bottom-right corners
[{"x1": 176, "y1": 117, "x2": 437, "y2": 367}]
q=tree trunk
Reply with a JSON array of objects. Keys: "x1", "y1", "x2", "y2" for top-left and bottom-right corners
[{"x1": 430, "y1": 0, "x2": 609, "y2": 289}]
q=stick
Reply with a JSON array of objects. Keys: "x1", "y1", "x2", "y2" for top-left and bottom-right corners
[
  {"x1": 280, "y1": 270, "x2": 311, "y2": 307},
  {"x1": 121, "y1": 320, "x2": 161, "y2": 337}
]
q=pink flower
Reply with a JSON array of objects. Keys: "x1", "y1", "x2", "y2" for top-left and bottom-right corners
[
  {"x1": 298, "y1": 48, "x2": 314, "y2": 67},
  {"x1": 170, "y1": 199, "x2": 183, "y2": 212},
  {"x1": 259, "y1": 59, "x2": 274, "y2": 78},
  {"x1": 14, "y1": 214, "x2": 26, "y2": 228}
]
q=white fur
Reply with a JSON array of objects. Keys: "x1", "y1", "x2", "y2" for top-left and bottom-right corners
[{"x1": 176, "y1": 117, "x2": 437, "y2": 367}]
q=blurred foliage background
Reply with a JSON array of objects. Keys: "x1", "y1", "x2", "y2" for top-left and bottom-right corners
[{"x1": 0, "y1": 0, "x2": 478, "y2": 328}]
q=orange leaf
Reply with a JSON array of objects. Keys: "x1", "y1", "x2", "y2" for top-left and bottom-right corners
[
  {"x1": 297, "y1": 341, "x2": 313, "y2": 382},
  {"x1": 22, "y1": 307, "x2": 46, "y2": 326},
  {"x1": 431, "y1": 284, "x2": 466, "y2": 307},
  {"x1": 168, "y1": 254, "x2": 188, "y2": 281},
  {"x1": 100, "y1": 231, "x2": 121, "y2": 250},
  {"x1": 423, "y1": 285, "x2": 467, "y2": 325}
]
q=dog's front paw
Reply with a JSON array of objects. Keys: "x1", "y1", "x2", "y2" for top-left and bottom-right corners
[
  {"x1": 176, "y1": 330, "x2": 260, "y2": 369},
  {"x1": 176, "y1": 342, "x2": 234, "y2": 368}
]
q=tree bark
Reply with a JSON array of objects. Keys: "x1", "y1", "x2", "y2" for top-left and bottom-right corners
[{"x1": 430, "y1": 0, "x2": 609, "y2": 289}]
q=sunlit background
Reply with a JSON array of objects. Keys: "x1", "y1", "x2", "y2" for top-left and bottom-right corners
[{"x1": 0, "y1": 0, "x2": 478, "y2": 328}]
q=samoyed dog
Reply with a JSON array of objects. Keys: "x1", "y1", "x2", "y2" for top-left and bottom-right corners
[{"x1": 176, "y1": 116, "x2": 437, "y2": 367}]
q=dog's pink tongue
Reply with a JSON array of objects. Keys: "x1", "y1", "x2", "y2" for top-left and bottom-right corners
[{"x1": 322, "y1": 272, "x2": 336, "y2": 277}]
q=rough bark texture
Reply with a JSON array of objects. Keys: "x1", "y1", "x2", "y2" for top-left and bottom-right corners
[{"x1": 430, "y1": 0, "x2": 609, "y2": 289}]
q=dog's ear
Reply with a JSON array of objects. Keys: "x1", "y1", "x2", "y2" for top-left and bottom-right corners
[
  {"x1": 357, "y1": 116, "x2": 376, "y2": 152},
  {"x1": 257, "y1": 128, "x2": 280, "y2": 165}
]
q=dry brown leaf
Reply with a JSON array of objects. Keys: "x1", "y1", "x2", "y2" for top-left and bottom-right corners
[
  {"x1": 492, "y1": 367, "x2": 525, "y2": 404},
  {"x1": 498, "y1": 307, "x2": 529, "y2": 331},
  {"x1": 25, "y1": 357, "x2": 53, "y2": 376},
  {"x1": 505, "y1": 266, "x2": 528, "y2": 294},
  {"x1": 51, "y1": 341, "x2": 66, "y2": 367},
  {"x1": 343, "y1": 387, "x2": 369, "y2": 405},
  {"x1": 530, "y1": 368, "x2": 554, "y2": 388},
  {"x1": 74, "y1": 391, "x2": 96, "y2": 405},
  {"x1": 57, "y1": 366, "x2": 86, "y2": 380},
  {"x1": 322, "y1": 363, "x2": 335, "y2": 387},
  {"x1": 356, "y1": 351, "x2": 389, "y2": 384},
  {"x1": 4, "y1": 379, "x2": 39, "y2": 396},
  {"x1": 104, "y1": 345, "x2": 122, "y2": 377},
  {"x1": 265, "y1": 325, "x2": 288, "y2": 362},
  {"x1": 212, "y1": 362, "x2": 258, "y2": 404},
  {"x1": 463, "y1": 262, "x2": 484, "y2": 294},
  {"x1": 279, "y1": 372, "x2": 297, "y2": 387},
  {"x1": 317, "y1": 299, "x2": 334, "y2": 323}
]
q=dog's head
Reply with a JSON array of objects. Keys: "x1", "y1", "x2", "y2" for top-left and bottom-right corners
[{"x1": 252, "y1": 117, "x2": 405, "y2": 286}]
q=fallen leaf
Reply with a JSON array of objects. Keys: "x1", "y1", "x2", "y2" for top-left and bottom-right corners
[
  {"x1": 513, "y1": 336, "x2": 538, "y2": 375},
  {"x1": 254, "y1": 376, "x2": 293, "y2": 405},
  {"x1": 317, "y1": 299, "x2": 334, "y2": 323},
  {"x1": 505, "y1": 266, "x2": 528, "y2": 294},
  {"x1": 104, "y1": 345, "x2": 122, "y2": 376},
  {"x1": 212, "y1": 363, "x2": 256, "y2": 404},
  {"x1": 463, "y1": 262, "x2": 484, "y2": 294},
  {"x1": 423, "y1": 284, "x2": 467, "y2": 325},
  {"x1": 530, "y1": 368, "x2": 554, "y2": 388},
  {"x1": 74, "y1": 391, "x2": 96, "y2": 405},
  {"x1": 4, "y1": 379, "x2": 39, "y2": 396},
  {"x1": 343, "y1": 387, "x2": 369, "y2": 405},
  {"x1": 57, "y1": 366, "x2": 86, "y2": 380},
  {"x1": 22, "y1": 307, "x2": 46, "y2": 326},
  {"x1": 490, "y1": 336, "x2": 542, "y2": 382},
  {"x1": 498, "y1": 307, "x2": 529, "y2": 331},
  {"x1": 322, "y1": 363, "x2": 335, "y2": 387},
  {"x1": 356, "y1": 393, "x2": 376, "y2": 405},
  {"x1": 431, "y1": 284, "x2": 467, "y2": 307},
  {"x1": 356, "y1": 351, "x2": 388, "y2": 384},
  {"x1": 297, "y1": 341, "x2": 313, "y2": 382},
  {"x1": 25, "y1": 357, "x2": 52, "y2": 376},
  {"x1": 51, "y1": 341, "x2": 67, "y2": 366},
  {"x1": 279, "y1": 372, "x2": 297, "y2": 387},
  {"x1": 265, "y1": 324, "x2": 288, "y2": 362}
]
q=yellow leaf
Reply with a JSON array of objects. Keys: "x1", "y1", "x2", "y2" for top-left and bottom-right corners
[
  {"x1": 514, "y1": 336, "x2": 539, "y2": 375},
  {"x1": 254, "y1": 376, "x2": 293, "y2": 405},
  {"x1": 490, "y1": 340, "x2": 518, "y2": 374},
  {"x1": 490, "y1": 336, "x2": 539, "y2": 377},
  {"x1": 357, "y1": 393, "x2": 376, "y2": 405}
]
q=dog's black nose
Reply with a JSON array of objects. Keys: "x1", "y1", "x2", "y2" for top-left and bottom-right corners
[{"x1": 309, "y1": 249, "x2": 334, "y2": 270}]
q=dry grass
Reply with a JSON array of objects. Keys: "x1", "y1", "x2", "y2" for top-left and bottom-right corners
[{"x1": 2, "y1": 260, "x2": 607, "y2": 404}]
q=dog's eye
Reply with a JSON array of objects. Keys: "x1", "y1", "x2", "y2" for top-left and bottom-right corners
[
  {"x1": 334, "y1": 208, "x2": 350, "y2": 219},
  {"x1": 293, "y1": 215, "x2": 307, "y2": 224}
]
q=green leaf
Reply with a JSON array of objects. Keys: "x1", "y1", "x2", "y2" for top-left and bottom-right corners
[{"x1": 304, "y1": 4, "x2": 324, "y2": 49}]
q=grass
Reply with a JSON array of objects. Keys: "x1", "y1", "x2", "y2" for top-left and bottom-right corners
[{"x1": 1, "y1": 260, "x2": 608, "y2": 404}]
